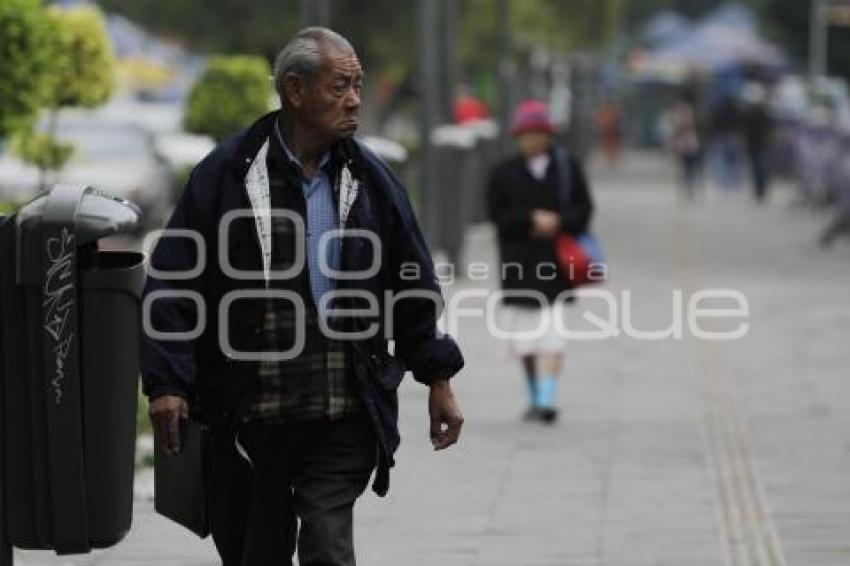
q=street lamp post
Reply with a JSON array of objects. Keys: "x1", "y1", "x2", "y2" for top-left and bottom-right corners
[
  {"x1": 810, "y1": 0, "x2": 828, "y2": 79},
  {"x1": 496, "y1": 0, "x2": 513, "y2": 153},
  {"x1": 439, "y1": 0, "x2": 458, "y2": 123},
  {"x1": 419, "y1": 0, "x2": 441, "y2": 246}
]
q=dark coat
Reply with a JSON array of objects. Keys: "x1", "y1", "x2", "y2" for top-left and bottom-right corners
[
  {"x1": 486, "y1": 148, "x2": 594, "y2": 308},
  {"x1": 140, "y1": 110, "x2": 464, "y2": 496}
]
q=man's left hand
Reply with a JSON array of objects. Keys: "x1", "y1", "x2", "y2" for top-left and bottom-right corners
[{"x1": 428, "y1": 380, "x2": 464, "y2": 450}]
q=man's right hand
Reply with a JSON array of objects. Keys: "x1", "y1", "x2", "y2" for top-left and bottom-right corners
[{"x1": 149, "y1": 395, "x2": 188, "y2": 456}]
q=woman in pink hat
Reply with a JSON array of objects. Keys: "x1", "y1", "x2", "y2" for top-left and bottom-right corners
[{"x1": 486, "y1": 99, "x2": 594, "y2": 424}]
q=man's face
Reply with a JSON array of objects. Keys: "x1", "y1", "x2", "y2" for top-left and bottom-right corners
[{"x1": 295, "y1": 46, "x2": 363, "y2": 141}]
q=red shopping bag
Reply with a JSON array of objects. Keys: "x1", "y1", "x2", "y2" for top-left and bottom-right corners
[{"x1": 555, "y1": 232, "x2": 604, "y2": 287}]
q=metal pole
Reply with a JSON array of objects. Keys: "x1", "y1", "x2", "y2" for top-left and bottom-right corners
[
  {"x1": 301, "y1": 0, "x2": 331, "y2": 27},
  {"x1": 439, "y1": 0, "x2": 458, "y2": 123},
  {"x1": 496, "y1": 0, "x2": 513, "y2": 152},
  {"x1": 810, "y1": 0, "x2": 829, "y2": 79},
  {"x1": 419, "y1": 0, "x2": 441, "y2": 247}
]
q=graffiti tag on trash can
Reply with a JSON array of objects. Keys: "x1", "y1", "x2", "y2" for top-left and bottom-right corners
[{"x1": 44, "y1": 227, "x2": 75, "y2": 405}]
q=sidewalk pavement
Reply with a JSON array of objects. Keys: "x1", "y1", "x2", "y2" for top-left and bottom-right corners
[{"x1": 16, "y1": 152, "x2": 850, "y2": 565}]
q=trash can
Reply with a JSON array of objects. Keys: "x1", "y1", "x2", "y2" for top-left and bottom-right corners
[{"x1": 0, "y1": 185, "x2": 144, "y2": 557}]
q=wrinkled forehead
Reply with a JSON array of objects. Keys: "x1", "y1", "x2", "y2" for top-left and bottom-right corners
[{"x1": 318, "y1": 44, "x2": 362, "y2": 78}]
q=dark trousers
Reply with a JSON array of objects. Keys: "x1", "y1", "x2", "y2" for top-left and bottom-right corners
[
  {"x1": 749, "y1": 148, "x2": 771, "y2": 202},
  {"x1": 209, "y1": 416, "x2": 377, "y2": 566},
  {"x1": 679, "y1": 151, "x2": 703, "y2": 198}
]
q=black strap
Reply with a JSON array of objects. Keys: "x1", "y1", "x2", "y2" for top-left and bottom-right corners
[
  {"x1": 41, "y1": 186, "x2": 90, "y2": 553},
  {"x1": 554, "y1": 147, "x2": 573, "y2": 213}
]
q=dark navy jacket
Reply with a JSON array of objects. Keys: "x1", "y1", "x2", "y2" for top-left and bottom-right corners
[{"x1": 140, "y1": 111, "x2": 464, "y2": 495}]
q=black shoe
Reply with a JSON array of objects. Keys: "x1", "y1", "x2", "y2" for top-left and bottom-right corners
[
  {"x1": 539, "y1": 408, "x2": 558, "y2": 424},
  {"x1": 523, "y1": 407, "x2": 543, "y2": 421}
]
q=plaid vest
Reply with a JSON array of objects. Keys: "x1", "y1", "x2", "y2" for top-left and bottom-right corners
[{"x1": 245, "y1": 137, "x2": 362, "y2": 423}]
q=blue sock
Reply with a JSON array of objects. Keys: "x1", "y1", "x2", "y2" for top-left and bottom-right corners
[
  {"x1": 526, "y1": 376, "x2": 542, "y2": 407},
  {"x1": 538, "y1": 375, "x2": 558, "y2": 408}
]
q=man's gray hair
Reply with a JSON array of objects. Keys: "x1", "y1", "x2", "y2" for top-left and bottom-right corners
[{"x1": 273, "y1": 27, "x2": 354, "y2": 98}]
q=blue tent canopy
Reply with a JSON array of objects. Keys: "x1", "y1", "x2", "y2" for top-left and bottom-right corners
[
  {"x1": 642, "y1": 11, "x2": 692, "y2": 47},
  {"x1": 633, "y1": 3, "x2": 785, "y2": 79}
]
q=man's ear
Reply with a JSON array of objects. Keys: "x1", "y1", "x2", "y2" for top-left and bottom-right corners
[{"x1": 282, "y1": 73, "x2": 305, "y2": 109}]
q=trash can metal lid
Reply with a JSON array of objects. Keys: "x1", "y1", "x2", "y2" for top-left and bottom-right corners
[{"x1": 18, "y1": 184, "x2": 142, "y2": 245}]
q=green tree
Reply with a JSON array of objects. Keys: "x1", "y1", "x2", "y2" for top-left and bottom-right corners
[
  {"x1": 0, "y1": 0, "x2": 53, "y2": 141},
  {"x1": 184, "y1": 55, "x2": 273, "y2": 142},
  {"x1": 44, "y1": 5, "x2": 116, "y2": 109},
  {"x1": 13, "y1": 4, "x2": 116, "y2": 189},
  {"x1": 12, "y1": 131, "x2": 75, "y2": 175}
]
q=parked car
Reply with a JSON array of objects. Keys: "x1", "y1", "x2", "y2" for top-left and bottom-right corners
[{"x1": 0, "y1": 116, "x2": 171, "y2": 233}]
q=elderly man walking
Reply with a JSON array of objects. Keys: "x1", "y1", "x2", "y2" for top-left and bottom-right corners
[{"x1": 141, "y1": 27, "x2": 465, "y2": 565}]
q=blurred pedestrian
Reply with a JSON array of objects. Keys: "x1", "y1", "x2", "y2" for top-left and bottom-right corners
[
  {"x1": 595, "y1": 99, "x2": 623, "y2": 164},
  {"x1": 741, "y1": 82, "x2": 775, "y2": 203},
  {"x1": 663, "y1": 93, "x2": 703, "y2": 198},
  {"x1": 141, "y1": 27, "x2": 464, "y2": 566},
  {"x1": 709, "y1": 95, "x2": 745, "y2": 190},
  {"x1": 486, "y1": 99, "x2": 594, "y2": 424}
]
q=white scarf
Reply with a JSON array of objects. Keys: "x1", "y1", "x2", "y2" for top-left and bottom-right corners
[{"x1": 243, "y1": 138, "x2": 359, "y2": 282}]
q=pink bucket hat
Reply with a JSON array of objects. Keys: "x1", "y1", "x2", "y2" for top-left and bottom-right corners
[{"x1": 510, "y1": 99, "x2": 555, "y2": 136}]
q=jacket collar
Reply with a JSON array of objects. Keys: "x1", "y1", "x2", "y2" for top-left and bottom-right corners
[
  {"x1": 231, "y1": 109, "x2": 364, "y2": 181},
  {"x1": 230, "y1": 110, "x2": 278, "y2": 179}
]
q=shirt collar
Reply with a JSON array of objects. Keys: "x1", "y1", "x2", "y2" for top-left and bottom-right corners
[
  {"x1": 526, "y1": 152, "x2": 551, "y2": 182},
  {"x1": 274, "y1": 118, "x2": 332, "y2": 177}
]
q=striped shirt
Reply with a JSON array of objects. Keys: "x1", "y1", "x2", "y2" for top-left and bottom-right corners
[{"x1": 275, "y1": 122, "x2": 340, "y2": 314}]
